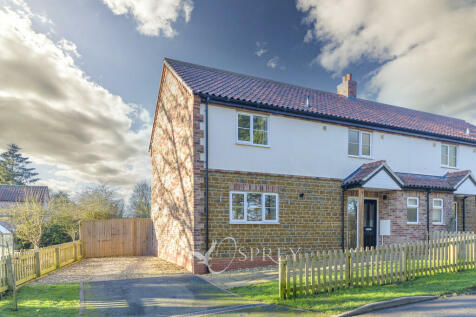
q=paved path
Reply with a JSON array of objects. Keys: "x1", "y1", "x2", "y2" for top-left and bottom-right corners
[
  {"x1": 361, "y1": 295, "x2": 476, "y2": 316},
  {"x1": 32, "y1": 257, "x2": 185, "y2": 285},
  {"x1": 81, "y1": 274, "x2": 311, "y2": 316}
]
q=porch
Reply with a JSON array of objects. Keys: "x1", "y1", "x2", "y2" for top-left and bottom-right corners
[{"x1": 342, "y1": 161, "x2": 476, "y2": 249}]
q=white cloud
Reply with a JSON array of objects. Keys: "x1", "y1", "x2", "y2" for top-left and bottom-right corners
[
  {"x1": 0, "y1": 2, "x2": 151, "y2": 197},
  {"x1": 297, "y1": 0, "x2": 476, "y2": 124},
  {"x1": 255, "y1": 41, "x2": 267, "y2": 57},
  {"x1": 102, "y1": 0, "x2": 194, "y2": 37},
  {"x1": 266, "y1": 56, "x2": 280, "y2": 69},
  {"x1": 58, "y1": 39, "x2": 80, "y2": 58}
]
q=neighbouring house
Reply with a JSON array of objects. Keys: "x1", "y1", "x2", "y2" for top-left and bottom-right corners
[
  {"x1": 0, "y1": 185, "x2": 50, "y2": 232},
  {"x1": 150, "y1": 58, "x2": 476, "y2": 274}
]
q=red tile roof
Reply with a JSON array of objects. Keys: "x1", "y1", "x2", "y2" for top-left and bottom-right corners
[
  {"x1": 395, "y1": 173, "x2": 453, "y2": 191},
  {"x1": 445, "y1": 170, "x2": 472, "y2": 187},
  {"x1": 0, "y1": 185, "x2": 50, "y2": 203},
  {"x1": 344, "y1": 161, "x2": 471, "y2": 191},
  {"x1": 165, "y1": 58, "x2": 476, "y2": 144},
  {"x1": 343, "y1": 160, "x2": 386, "y2": 186}
]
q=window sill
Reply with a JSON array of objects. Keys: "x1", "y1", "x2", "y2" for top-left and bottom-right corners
[
  {"x1": 230, "y1": 221, "x2": 279, "y2": 225},
  {"x1": 407, "y1": 222, "x2": 419, "y2": 225},
  {"x1": 348, "y1": 155, "x2": 373, "y2": 160},
  {"x1": 432, "y1": 222, "x2": 445, "y2": 226},
  {"x1": 441, "y1": 165, "x2": 459, "y2": 170},
  {"x1": 236, "y1": 141, "x2": 271, "y2": 148}
]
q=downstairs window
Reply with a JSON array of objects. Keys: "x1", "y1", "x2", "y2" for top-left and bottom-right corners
[{"x1": 230, "y1": 192, "x2": 278, "y2": 224}]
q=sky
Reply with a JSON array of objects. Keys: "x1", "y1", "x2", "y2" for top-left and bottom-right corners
[{"x1": 1, "y1": 0, "x2": 475, "y2": 201}]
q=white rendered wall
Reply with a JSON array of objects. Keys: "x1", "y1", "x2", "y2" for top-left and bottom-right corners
[
  {"x1": 363, "y1": 170, "x2": 401, "y2": 190},
  {"x1": 205, "y1": 104, "x2": 476, "y2": 179},
  {"x1": 455, "y1": 178, "x2": 476, "y2": 195}
]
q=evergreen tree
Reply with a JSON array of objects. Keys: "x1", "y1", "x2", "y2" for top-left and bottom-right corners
[
  {"x1": 0, "y1": 144, "x2": 39, "y2": 185},
  {"x1": 0, "y1": 163, "x2": 14, "y2": 184}
]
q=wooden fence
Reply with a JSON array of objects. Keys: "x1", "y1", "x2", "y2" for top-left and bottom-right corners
[
  {"x1": 0, "y1": 241, "x2": 82, "y2": 294},
  {"x1": 279, "y1": 232, "x2": 476, "y2": 299},
  {"x1": 80, "y1": 218, "x2": 152, "y2": 258}
]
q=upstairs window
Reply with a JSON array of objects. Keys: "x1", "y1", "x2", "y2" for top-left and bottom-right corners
[
  {"x1": 348, "y1": 130, "x2": 371, "y2": 157},
  {"x1": 441, "y1": 144, "x2": 457, "y2": 168},
  {"x1": 237, "y1": 113, "x2": 269, "y2": 146},
  {"x1": 407, "y1": 197, "x2": 419, "y2": 224},
  {"x1": 230, "y1": 192, "x2": 278, "y2": 224},
  {"x1": 432, "y1": 198, "x2": 443, "y2": 224}
]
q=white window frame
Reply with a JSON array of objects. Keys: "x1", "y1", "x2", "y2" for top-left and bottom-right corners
[
  {"x1": 432, "y1": 198, "x2": 444, "y2": 225},
  {"x1": 348, "y1": 129, "x2": 372, "y2": 158},
  {"x1": 407, "y1": 197, "x2": 419, "y2": 224},
  {"x1": 229, "y1": 191, "x2": 279, "y2": 224},
  {"x1": 236, "y1": 112, "x2": 270, "y2": 147},
  {"x1": 441, "y1": 144, "x2": 457, "y2": 168}
]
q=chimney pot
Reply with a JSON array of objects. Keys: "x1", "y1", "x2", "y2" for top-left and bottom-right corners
[{"x1": 337, "y1": 73, "x2": 357, "y2": 97}]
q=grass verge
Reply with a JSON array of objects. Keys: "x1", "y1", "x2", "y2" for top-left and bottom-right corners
[
  {"x1": 0, "y1": 283, "x2": 80, "y2": 317},
  {"x1": 232, "y1": 269, "x2": 476, "y2": 315}
]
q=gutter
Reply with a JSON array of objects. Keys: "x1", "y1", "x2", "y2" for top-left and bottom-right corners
[
  {"x1": 205, "y1": 96, "x2": 210, "y2": 273},
  {"x1": 426, "y1": 190, "x2": 431, "y2": 241},
  {"x1": 341, "y1": 187, "x2": 345, "y2": 251},
  {"x1": 462, "y1": 196, "x2": 467, "y2": 231},
  {"x1": 199, "y1": 94, "x2": 476, "y2": 147}
]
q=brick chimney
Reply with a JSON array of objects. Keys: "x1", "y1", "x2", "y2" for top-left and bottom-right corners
[{"x1": 337, "y1": 73, "x2": 357, "y2": 97}]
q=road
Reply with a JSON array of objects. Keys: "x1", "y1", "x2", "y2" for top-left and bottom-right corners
[{"x1": 361, "y1": 295, "x2": 476, "y2": 317}]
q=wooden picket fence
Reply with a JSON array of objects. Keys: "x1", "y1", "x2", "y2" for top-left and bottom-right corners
[
  {"x1": 0, "y1": 241, "x2": 82, "y2": 294},
  {"x1": 279, "y1": 232, "x2": 476, "y2": 299}
]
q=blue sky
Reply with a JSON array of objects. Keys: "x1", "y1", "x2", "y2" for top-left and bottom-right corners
[
  {"x1": 1, "y1": 0, "x2": 475, "y2": 201},
  {"x1": 26, "y1": 0, "x2": 374, "y2": 110}
]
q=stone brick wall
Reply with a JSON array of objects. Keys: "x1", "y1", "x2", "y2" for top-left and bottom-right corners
[
  {"x1": 378, "y1": 190, "x2": 454, "y2": 244},
  {"x1": 468, "y1": 197, "x2": 476, "y2": 233},
  {"x1": 456, "y1": 196, "x2": 476, "y2": 232},
  {"x1": 150, "y1": 64, "x2": 205, "y2": 273},
  {"x1": 205, "y1": 169, "x2": 342, "y2": 271}
]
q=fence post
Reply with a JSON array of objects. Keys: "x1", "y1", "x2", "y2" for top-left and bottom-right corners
[
  {"x1": 5, "y1": 256, "x2": 17, "y2": 311},
  {"x1": 346, "y1": 251, "x2": 351, "y2": 287},
  {"x1": 74, "y1": 242, "x2": 78, "y2": 262},
  {"x1": 34, "y1": 250, "x2": 41, "y2": 278},
  {"x1": 402, "y1": 245, "x2": 408, "y2": 281},
  {"x1": 55, "y1": 247, "x2": 60, "y2": 269},
  {"x1": 279, "y1": 256, "x2": 287, "y2": 299}
]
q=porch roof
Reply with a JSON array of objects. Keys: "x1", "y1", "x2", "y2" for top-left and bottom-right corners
[{"x1": 343, "y1": 161, "x2": 475, "y2": 193}]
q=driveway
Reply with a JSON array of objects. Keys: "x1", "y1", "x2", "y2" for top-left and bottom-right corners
[
  {"x1": 32, "y1": 257, "x2": 186, "y2": 285},
  {"x1": 80, "y1": 274, "x2": 312, "y2": 316},
  {"x1": 361, "y1": 295, "x2": 476, "y2": 316}
]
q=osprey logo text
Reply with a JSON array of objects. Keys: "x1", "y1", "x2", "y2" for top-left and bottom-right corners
[{"x1": 192, "y1": 237, "x2": 237, "y2": 274}]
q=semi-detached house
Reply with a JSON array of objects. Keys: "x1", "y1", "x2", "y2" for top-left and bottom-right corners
[{"x1": 149, "y1": 58, "x2": 476, "y2": 274}]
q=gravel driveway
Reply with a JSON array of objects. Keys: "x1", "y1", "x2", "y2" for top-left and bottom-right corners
[{"x1": 31, "y1": 257, "x2": 186, "y2": 285}]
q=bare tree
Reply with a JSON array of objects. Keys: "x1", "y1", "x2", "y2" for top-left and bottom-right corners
[
  {"x1": 129, "y1": 181, "x2": 151, "y2": 218},
  {"x1": 77, "y1": 185, "x2": 124, "y2": 220},
  {"x1": 49, "y1": 192, "x2": 80, "y2": 241},
  {"x1": 8, "y1": 195, "x2": 49, "y2": 250}
]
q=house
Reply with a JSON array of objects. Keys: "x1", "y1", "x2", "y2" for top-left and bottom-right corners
[
  {"x1": 149, "y1": 58, "x2": 476, "y2": 274},
  {"x1": 0, "y1": 185, "x2": 50, "y2": 221}
]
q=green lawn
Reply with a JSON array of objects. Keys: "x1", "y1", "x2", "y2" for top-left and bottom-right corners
[
  {"x1": 0, "y1": 283, "x2": 80, "y2": 317},
  {"x1": 232, "y1": 269, "x2": 476, "y2": 316}
]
